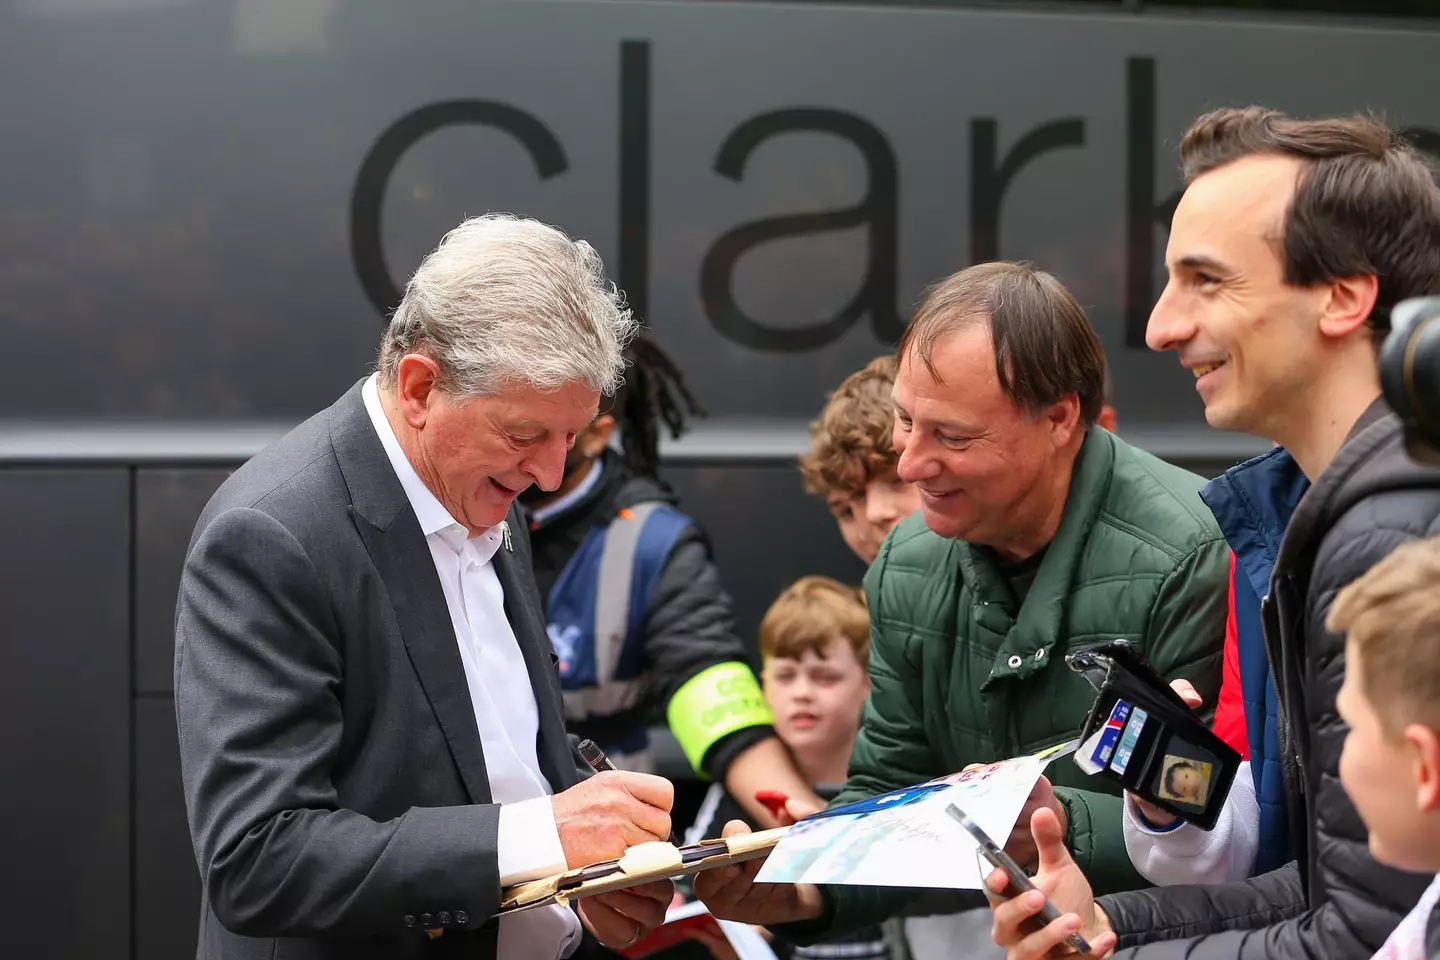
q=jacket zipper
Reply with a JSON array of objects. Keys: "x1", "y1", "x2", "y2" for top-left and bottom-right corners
[{"x1": 1260, "y1": 589, "x2": 1306, "y2": 798}]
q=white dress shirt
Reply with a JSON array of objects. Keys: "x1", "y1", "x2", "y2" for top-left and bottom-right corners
[{"x1": 363, "y1": 375, "x2": 580, "y2": 959}]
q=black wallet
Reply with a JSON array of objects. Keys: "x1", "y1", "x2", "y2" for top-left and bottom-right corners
[{"x1": 1065, "y1": 640, "x2": 1241, "y2": 830}]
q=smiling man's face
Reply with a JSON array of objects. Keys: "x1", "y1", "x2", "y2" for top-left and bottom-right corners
[
  {"x1": 390, "y1": 353, "x2": 600, "y2": 535},
  {"x1": 1146, "y1": 153, "x2": 1331, "y2": 438},
  {"x1": 892, "y1": 323, "x2": 1076, "y2": 549}
]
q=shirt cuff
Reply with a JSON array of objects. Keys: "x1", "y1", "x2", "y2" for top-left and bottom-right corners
[
  {"x1": 1123, "y1": 793, "x2": 1186, "y2": 834},
  {"x1": 496, "y1": 795, "x2": 568, "y2": 886}
]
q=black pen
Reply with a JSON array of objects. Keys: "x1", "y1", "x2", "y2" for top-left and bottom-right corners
[{"x1": 578, "y1": 738, "x2": 682, "y2": 847}]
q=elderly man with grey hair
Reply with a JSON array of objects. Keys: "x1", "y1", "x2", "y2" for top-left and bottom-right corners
[{"x1": 175, "y1": 215, "x2": 676, "y2": 960}]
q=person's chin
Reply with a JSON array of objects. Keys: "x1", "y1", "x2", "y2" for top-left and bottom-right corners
[
  {"x1": 473, "y1": 483, "x2": 520, "y2": 526},
  {"x1": 920, "y1": 505, "x2": 969, "y2": 541},
  {"x1": 1368, "y1": 832, "x2": 1404, "y2": 871},
  {"x1": 1201, "y1": 394, "x2": 1255, "y2": 435},
  {"x1": 1201, "y1": 403, "x2": 1233, "y2": 430},
  {"x1": 780, "y1": 726, "x2": 823, "y2": 750}
]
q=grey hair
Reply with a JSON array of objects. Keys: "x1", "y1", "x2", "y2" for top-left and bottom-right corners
[{"x1": 377, "y1": 213, "x2": 638, "y2": 398}]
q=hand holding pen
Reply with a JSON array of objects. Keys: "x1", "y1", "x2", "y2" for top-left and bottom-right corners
[
  {"x1": 549, "y1": 738, "x2": 678, "y2": 869},
  {"x1": 577, "y1": 738, "x2": 683, "y2": 848},
  {"x1": 555, "y1": 741, "x2": 677, "y2": 950}
]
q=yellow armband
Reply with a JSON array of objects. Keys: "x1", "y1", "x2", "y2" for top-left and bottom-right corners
[{"x1": 667, "y1": 662, "x2": 774, "y2": 775}]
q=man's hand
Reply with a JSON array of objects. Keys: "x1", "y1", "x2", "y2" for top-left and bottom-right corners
[
  {"x1": 579, "y1": 880, "x2": 674, "y2": 951},
  {"x1": 987, "y1": 807, "x2": 1116, "y2": 959},
  {"x1": 1130, "y1": 679, "x2": 1204, "y2": 829},
  {"x1": 1007, "y1": 776, "x2": 1068, "y2": 872},
  {"x1": 693, "y1": 819, "x2": 826, "y2": 926},
  {"x1": 552, "y1": 771, "x2": 674, "y2": 868}
]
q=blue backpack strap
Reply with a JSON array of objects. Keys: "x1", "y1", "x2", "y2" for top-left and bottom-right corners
[
  {"x1": 546, "y1": 501, "x2": 691, "y2": 723},
  {"x1": 546, "y1": 527, "x2": 607, "y2": 698}
]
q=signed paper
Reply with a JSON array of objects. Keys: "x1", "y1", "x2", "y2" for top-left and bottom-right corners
[{"x1": 755, "y1": 741, "x2": 1078, "y2": 889}]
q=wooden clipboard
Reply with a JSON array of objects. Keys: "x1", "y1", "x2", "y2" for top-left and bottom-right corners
[{"x1": 496, "y1": 827, "x2": 789, "y2": 916}]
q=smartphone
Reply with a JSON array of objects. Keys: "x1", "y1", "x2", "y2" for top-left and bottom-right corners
[{"x1": 945, "y1": 804, "x2": 1092, "y2": 955}]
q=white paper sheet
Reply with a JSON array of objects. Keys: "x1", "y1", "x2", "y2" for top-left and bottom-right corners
[{"x1": 755, "y1": 741, "x2": 1078, "y2": 889}]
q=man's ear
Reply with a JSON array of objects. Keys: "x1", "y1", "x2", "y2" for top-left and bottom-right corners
[
  {"x1": 1406, "y1": 722, "x2": 1440, "y2": 813},
  {"x1": 393, "y1": 354, "x2": 443, "y2": 430},
  {"x1": 1043, "y1": 394, "x2": 1083, "y2": 447},
  {"x1": 1318, "y1": 274, "x2": 1381, "y2": 341},
  {"x1": 583, "y1": 414, "x2": 617, "y2": 456}
]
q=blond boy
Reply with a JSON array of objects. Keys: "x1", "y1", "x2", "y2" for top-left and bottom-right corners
[{"x1": 1328, "y1": 536, "x2": 1440, "y2": 959}]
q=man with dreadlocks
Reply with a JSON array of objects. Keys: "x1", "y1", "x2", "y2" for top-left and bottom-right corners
[{"x1": 521, "y1": 332, "x2": 821, "y2": 835}]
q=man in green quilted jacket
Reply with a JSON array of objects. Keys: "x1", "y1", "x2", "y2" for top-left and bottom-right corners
[{"x1": 695, "y1": 260, "x2": 1229, "y2": 941}]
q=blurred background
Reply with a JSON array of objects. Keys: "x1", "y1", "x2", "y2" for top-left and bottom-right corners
[{"x1": 2, "y1": 1, "x2": 1439, "y2": 957}]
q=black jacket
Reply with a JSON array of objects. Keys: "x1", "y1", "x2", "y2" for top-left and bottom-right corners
[
  {"x1": 1097, "y1": 402, "x2": 1440, "y2": 959},
  {"x1": 527, "y1": 451, "x2": 774, "y2": 781}
]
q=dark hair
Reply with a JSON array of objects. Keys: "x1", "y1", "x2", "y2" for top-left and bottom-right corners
[
  {"x1": 898, "y1": 261, "x2": 1107, "y2": 427},
  {"x1": 607, "y1": 332, "x2": 705, "y2": 478},
  {"x1": 1164, "y1": 761, "x2": 1199, "y2": 796},
  {"x1": 1179, "y1": 107, "x2": 1440, "y2": 340}
]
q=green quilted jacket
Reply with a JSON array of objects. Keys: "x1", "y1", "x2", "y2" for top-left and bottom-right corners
[{"x1": 809, "y1": 428, "x2": 1229, "y2": 937}]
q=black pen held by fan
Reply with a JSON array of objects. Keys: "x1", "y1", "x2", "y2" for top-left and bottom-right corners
[{"x1": 577, "y1": 738, "x2": 682, "y2": 847}]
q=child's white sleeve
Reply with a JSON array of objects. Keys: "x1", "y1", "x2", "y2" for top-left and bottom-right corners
[{"x1": 1122, "y1": 760, "x2": 1259, "y2": 886}]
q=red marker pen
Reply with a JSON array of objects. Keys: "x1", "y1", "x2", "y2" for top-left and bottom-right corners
[{"x1": 754, "y1": 790, "x2": 790, "y2": 819}]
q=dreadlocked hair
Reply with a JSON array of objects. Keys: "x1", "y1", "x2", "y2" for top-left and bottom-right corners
[{"x1": 608, "y1": 332, "x2": 706, "y2": 477}]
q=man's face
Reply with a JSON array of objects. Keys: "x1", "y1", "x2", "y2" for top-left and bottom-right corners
[
  {"x1": 410, "y1": 374, "x2": 599, "y2": 534},
  {"x1": 763, "y1": 637, "x2": 870, "y2": 757},
  {"x1": 892, "y1": 324, "x2": 1077, "y2": 546},
  {"x1": 1147, "y1": 154, "x2": 1331, "y2": 438},
  {"x1": 826, "y1": 468, "x2": 923, "y2": 564},
  {"x1": 1336, "y1": 642, "x2": 1440, "y2": 872}
]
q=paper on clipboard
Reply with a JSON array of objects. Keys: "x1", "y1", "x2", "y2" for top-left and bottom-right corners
[
  {"x1": 496, "y1": 826, "x2": 789, "y2": 916},
  {"x1": 755, "y1": 740, "x2": 1078, "y2": 889}
]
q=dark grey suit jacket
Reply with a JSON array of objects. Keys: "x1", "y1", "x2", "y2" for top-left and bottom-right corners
[{"x1": 174, "y1": 379, "x2": 591, "y2": 960}]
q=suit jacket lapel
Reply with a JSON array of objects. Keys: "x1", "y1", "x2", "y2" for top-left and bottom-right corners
[
  {"x1": 331, "y1": 380, "x2": 494, "y2": 804},
  {"x1": 494, "y1": 527, "x2": 577, "y2": 792}
]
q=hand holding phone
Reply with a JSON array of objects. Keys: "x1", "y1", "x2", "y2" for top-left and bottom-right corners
[
  {"x1": 947, "y1": 804, "x2": 1093, "y2": 955},
  {"x1": 950, "y1": 805, "x2": 1117, "y2": 955}
]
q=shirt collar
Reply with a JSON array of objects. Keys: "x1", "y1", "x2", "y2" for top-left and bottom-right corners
[
  {"x1": 361, "y1": 373, "x2": 468, "y2": 540},
  {"x1": 457, "y1": 524, "x2": 506, "y2": 566}
]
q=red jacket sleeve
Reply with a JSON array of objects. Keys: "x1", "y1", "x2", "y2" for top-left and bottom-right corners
[{"x1": 1210, "y1": 551, "x2": 1249, "y2": 758}]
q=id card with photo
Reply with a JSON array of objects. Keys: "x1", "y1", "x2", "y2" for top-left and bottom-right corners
[{"x1": 1150, "y1": 736, "x2": 1220, "y2": 812}]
